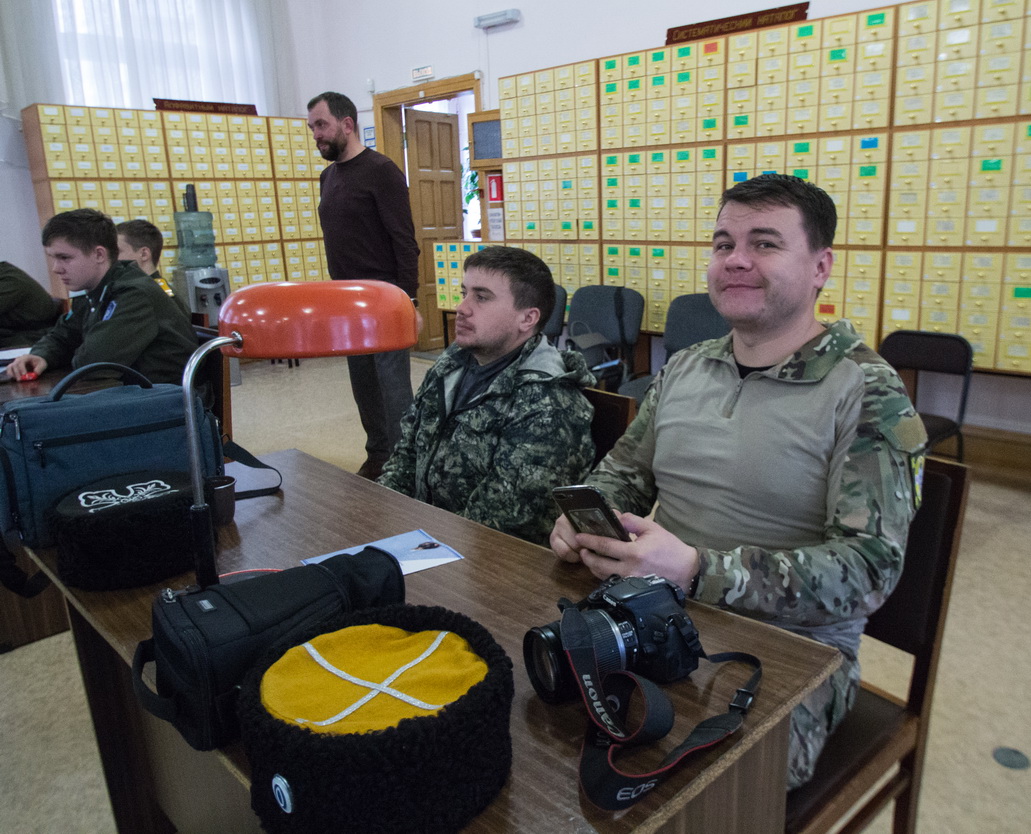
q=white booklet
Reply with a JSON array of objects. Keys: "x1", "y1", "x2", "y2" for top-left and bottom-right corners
[{"x1": 302, "y1": 528, "x2": 463, "y2": 575}]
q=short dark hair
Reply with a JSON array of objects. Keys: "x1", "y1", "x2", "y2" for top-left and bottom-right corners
[
  {"x1": 718, "y1": 173, "x2": 836, "y2": 251},
  {"x1": 42, "y1": 208, "x2": 118, "y2": 262},
  {"x1": 463, "y1": 246, "x2": 555, "y2": 334},
  {"x1": 307, "y1": 91, "x2": 358, "y2": 126},
  {"x1": 116, "y1": 219, "x2": 163, "y2": 264}
]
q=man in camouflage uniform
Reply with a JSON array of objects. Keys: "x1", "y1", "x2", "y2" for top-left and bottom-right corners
[
  {"x1": 550, "y1": 174, "x2": 927, "y2": 788},
  {"x1": 379, "y1": 246, "x2": 595, "y2": 545}
]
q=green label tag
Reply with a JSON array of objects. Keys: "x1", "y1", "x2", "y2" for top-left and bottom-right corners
[
  {"x1": 981, "y1": 159, "x2": 1003, "y2": 171},
  {"x1": 608, "y1": 247, "x2": 619, "y2": 255},
  {"x1": 606, "y1": 177, "x2": 618, "y2": 187},
  {"x1": 604, "y1": 59, "x2": 617, "y2": 70},
  {"x1": 797, "y1": 24, "x2": 814, "y2": 38},
  {"x1": 607, "y1": 199, "x2": 618, "y2": 208},
  {"x1": 652, "y1": 50, "x2": 666, "y2": 63},
  {"x1": 677, "y1": 71, "x2": 691, "y2": 83},
  {"x1": 652, "y1": 76, "x2": 666, "y2": 87},
  {"x1": 561, "y1": 180, "x2": 573, "y2": 189},
  {"x1": 629, "y1": 247, "x2": 641, "y2": 256},
  {"x1": 583, "y1": 221, "x2": 595, "y2": 230},
  {"x1": 867, "y1": 12, "x2": 885, "y2": 26},
  {"x1": 628, "y1": 79, "x2": 641, "y2": 90},
  {"x1": 605, "y1": 82, "x2": 617, "y2": 94},
  {"x1": 652, "y1": 152, "x2": 665, "y2": 162},
  {"x1": 794, "y1": 168, "x2": 809, "y2": 178},
  {"x1": 561, "y1": 222, "x2": 572, "y2": 230},
  {"x1": 703, "y1": 118, "x2": 717, "y2": 129},
  {"x1": 703, "y1": 148, "x2": 716, "y2": 159},
  {"x1": 677, "y1": 46, "x2": 692, "y2": 58},
  {"x1": 627, "y1": 55, "x2": 641, "y2": 66},
  {"x1": 859, "y1": 165, "x2": 877, "y2": 177},
  {"x1": 629, "y1": 199, "x2": 641, "y2": 208},
  {"x1": 734, "y1": 115, "x2": 749, "y2": 126},
  {"x1": 526, "y1": 222, "x2": 536, "y2": 230},
  {"x1": 608, "y1": 267, "x2": 619, "y2": 276},
  {"x1": 1014, "y1": 287, "x2": 1031, "y2": 299},
  {"x1": 794, "y1": 142, "x2": 811, "y2": 153},
  {"x1": 829, "y1": 48, "x2": 847, "y2": 62},
  {"x1": 677, "y1": 150, "x2": 690, "y2": 161},
  {"x1": 605, "y1": 155, "x2": 618, "y2": 165},
  {"x1": 652, "y1": 248, "x2": 665, "y2": 257},
  {"x1": 628, "y1": 153, "x2": 641, "y2": 164}
]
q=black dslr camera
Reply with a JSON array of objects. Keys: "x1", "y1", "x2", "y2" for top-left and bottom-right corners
[{"x1": 523, "y1": 574, "x2": 704, "y2": 704}]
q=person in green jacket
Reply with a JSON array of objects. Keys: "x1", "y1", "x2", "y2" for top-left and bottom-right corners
[
  {"x1": 0, "y1": 261, "x2": 60, "y2": 348},
  {"x1": 379, "y1": 246, "x2": 596, "y2": 545},
  {"x1": 551, "y1": 175, "x2": 927, "y2": 789},
  {"x1": 5, "y1": 209, "x2": 196, "y2": 385}
]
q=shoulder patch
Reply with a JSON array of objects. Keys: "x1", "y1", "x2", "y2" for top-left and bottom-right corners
[{"x1": 882, "y1": 411, "x2": 928, "y2": 455}]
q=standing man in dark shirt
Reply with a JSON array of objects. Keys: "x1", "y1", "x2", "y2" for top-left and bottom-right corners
[{"x1": 307, "y1": 91, "x2": 422, "y2": 480}]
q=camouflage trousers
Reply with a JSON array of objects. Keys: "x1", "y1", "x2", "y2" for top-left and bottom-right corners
[{"x1": 787, "y1": 660, "x2": 858, "y2": 789}]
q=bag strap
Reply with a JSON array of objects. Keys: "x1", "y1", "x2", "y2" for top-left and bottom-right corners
[
  {"x1": 49, "y1": 362, "x2": 153, "y2": 400},
  {"x1": 222, "y1": 439, "x2": 283, "y2": 499},
  {"x1": 561, "y1": 606, "x2": 762, "y2": 811}
]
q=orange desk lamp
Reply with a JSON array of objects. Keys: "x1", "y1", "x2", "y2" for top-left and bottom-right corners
[{"x1": 182, "y1": 281, "x2": 419, "y2": 586}]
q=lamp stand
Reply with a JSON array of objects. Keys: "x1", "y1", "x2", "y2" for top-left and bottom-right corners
[{"x1": 182, "y1": 333, "x2": 241, "y2": 587}]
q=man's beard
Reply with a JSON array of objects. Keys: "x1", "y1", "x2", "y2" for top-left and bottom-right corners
[{"x1": 319, "y1": 138, "x2": 343, "y2": 161}]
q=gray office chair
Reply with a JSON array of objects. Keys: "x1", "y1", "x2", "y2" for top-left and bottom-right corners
[
  {"x1": 565, "y1": 285, "x2": 644, "y2": 390},
  {"x1": 619, "y1": 293, "x2": 730, "y2": 404},
  {"x1": 877, "y1": 330, "x2": 973, "y2": 462},
  {"x1": 542, "y1": 284, "x2": 567, "y2": 346}
]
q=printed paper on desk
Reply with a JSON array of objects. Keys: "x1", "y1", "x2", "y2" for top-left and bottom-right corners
[{"x1": 302, "y1": 528, "x2": 463, "y2": 575}]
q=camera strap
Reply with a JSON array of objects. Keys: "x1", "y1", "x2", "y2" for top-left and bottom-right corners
[{"x1": 560, "y1": 606, "x2": 762, "y2": 811}]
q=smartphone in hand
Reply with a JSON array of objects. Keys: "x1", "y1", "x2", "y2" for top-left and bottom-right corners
[{"x1": 552, "y1": 485, "x2": 631, "y2": 541}]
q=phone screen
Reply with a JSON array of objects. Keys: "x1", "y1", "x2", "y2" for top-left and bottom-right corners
[{"x1": 567, "y1": 507, "x2": 622, "y2": 537}]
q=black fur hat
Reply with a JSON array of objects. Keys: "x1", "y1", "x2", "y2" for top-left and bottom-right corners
[{"x1": 237, "y1": 604, "x2": 514, "y2": 834}]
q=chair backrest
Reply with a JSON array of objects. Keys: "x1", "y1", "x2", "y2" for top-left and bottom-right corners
[
  {"x1": 662, "y1": 293, "x2": 730, "y2": 357},
  {"x1": 194, "y1": 325, "x2": 232, "y2": 439},
  {"x1": 566, "y1": 285, "x2": 644, "y2": 351},
  {"x1": 877, "y1": 330, "x2": 973, "y2": 378},
  {"x1": 542, "y1": 284, "x2": 567, "y2": 344},
  {"x1": 866, "y1": 456, "x2": 968, "y2": 709},
  {"x1": 582, "y1": 387, "x2": 637, "y2": 464}
]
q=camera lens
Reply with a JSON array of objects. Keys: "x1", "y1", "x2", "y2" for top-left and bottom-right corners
[
  {"x1": 523, "y1": 623, "x2": 573, "y2": 703},
  {"x1": 580, "y1": 609, "x2": 629, "y2": 676}
]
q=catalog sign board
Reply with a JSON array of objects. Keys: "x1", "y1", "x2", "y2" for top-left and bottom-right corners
[{"x1": 666, "y1": 3, "x2": 809, "y2": 44}]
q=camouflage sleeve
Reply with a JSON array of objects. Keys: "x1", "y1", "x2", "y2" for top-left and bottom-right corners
[
  {"x1": 458, "y1": 383, "x2": 596, "y2": 545},
  {"x1": 692, "y1": 360, "x2": 927, "y2": 629},
  {"x1": 377, "y1": 379, "x2": 426, "y2": 496},
  {"x1": 585, "y1": 379, "x2": 660, "y2": 517}
]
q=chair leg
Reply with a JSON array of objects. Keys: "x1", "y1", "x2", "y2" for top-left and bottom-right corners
[{"x1": 956, "y1": 432, "x2": 964, "y2": 464}]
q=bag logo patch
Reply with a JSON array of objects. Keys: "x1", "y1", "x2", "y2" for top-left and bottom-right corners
[{"x1": 78, "y1": 478, "x2": 180, "y2": 513}]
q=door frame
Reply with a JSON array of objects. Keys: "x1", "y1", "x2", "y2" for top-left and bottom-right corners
[{"x1": 371, "y1": 72, "x2": 483, "y2": 171}]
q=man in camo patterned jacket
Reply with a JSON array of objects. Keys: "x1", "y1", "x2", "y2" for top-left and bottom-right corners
[
  {"x1": 550, "y1": 174, "x2": 928, "y2": 789},
  {"x1": 379, "y1": 246, "x2": 595, "y2": 546}
]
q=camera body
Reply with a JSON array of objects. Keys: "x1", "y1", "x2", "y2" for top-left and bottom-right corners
[{"x1": 523, "y1": 574, "x2": 703, "y2": 703}]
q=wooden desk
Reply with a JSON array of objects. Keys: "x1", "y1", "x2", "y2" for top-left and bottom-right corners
[{"x1": 28, "y1": 449, "x2": 839, "y2": 834}]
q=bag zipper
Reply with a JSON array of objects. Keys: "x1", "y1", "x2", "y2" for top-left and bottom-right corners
[{"x1": 30, "y1": 417, "x2": 185, "y2": 467}]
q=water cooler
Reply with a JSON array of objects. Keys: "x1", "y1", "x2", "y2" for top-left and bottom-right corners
[{"x1": 171, "y1": 184, "x2": 230, "y2": 324}]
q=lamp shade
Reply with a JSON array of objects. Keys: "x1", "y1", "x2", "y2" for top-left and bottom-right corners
[{"x1": 217, "y1": 281, "x2": 419, "y2": 359}]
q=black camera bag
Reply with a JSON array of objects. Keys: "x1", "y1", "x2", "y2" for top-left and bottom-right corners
[{"x1": 131, "y1": 547, "x2": 404, "y2": 751}]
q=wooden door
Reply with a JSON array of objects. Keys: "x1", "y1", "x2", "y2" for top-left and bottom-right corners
[{"x1": 405, "y1": 109, "x2": 462, "y2": 352}]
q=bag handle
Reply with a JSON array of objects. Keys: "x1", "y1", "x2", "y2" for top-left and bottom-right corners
[
  {"x1": 132, "y1": 638, "x2": 178, "y2": 722},
  {"x1": 49, "y1": 362, "x2": 153, "y2": 401}
]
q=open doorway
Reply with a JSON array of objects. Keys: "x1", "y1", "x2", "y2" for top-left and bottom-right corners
[
  {"x1": 373, "y1": 73, "x2": 482, "y2": 351},
  {"x1": 407, "y1": 92, "x2": 480, "y2": 241}
]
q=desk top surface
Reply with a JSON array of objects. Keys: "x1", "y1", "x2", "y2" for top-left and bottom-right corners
[{"x1": 31, "y1": 449, "x2": 839, "y2": 834}]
